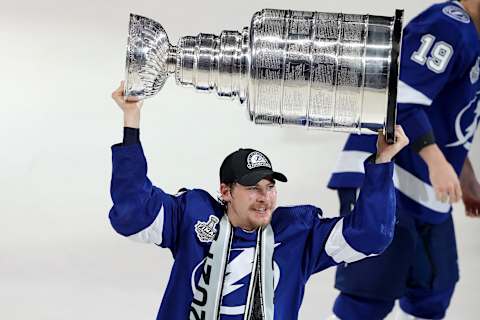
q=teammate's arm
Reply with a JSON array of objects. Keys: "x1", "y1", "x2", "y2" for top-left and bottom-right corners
[
  {"x1": 396, "y1": 17, "x2": 465, "y2": 204},
  {"x1": 419, "y1": 144, "x2": 462, "y2": 203}
]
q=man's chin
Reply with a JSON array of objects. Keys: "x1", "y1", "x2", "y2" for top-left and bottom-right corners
[{"x1": 252, "y1": 215, "x2": 272, "y2": 228}]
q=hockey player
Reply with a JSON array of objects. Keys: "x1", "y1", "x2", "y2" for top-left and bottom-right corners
[
  {"x1": 108, "y1": 81, "x2": 409, "y2": 320},
  {"x1": 327, "y1": 1, "x2": 480, "y2": 319}
]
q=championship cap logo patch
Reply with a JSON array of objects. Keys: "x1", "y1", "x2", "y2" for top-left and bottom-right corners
[
  {"x1": 442, "y1": 5, "x2": 470, "y2": 23},
  {"x1": 194, "y1": 215, "x2": 219, "y2": 243},
  {"x1": 246, "y1": 151, "x2": 271, "y2": 169}
]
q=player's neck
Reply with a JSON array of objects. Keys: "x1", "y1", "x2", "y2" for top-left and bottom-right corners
[{"x1": 461, "y1": 0, "x2": 480, "y2": 33}]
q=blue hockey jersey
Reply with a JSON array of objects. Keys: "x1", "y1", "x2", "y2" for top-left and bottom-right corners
[
  {"x1": 329, "y1": 1, "x2": 480, "y2": 224},
  {"x1": 109, "y1": 143, "x2": 396, "y2": 320}
]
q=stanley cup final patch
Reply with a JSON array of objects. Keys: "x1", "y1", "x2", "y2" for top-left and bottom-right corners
[{"x1": 194, "y1": 215, "x2": 219, "y2": 243}]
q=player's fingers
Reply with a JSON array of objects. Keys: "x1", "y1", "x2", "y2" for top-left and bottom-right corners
[
  {"x1": 112, "y1": 81, "x2": 125, "y2": 99},
  {"x1": 395, "y1": 125, "x2": 406, "y2": 136},
  {"x1": 436, "y1": 189, "x2": 448, "y2": 203},
  {"x1": 450, "y1": 183, "x2": 462, "y2": 203},
  {"x1": 376, "y1": 130, "x2": 386, "y2": 148},
  {"x1": 473, "y1": 207, "x2": 480, "y2": 217},
  {"x1": 395, "y1": 126, "x2": 409, "y2": 147},
  {"x1": 377, "y1": 129, "x2": 385, "y2": 140},
  {"x1": 465, "y1": 202, "x2": 473, "y2": 216},
  {"x1": 467, "y1": 207, "x2": 479, "y2": 217}
]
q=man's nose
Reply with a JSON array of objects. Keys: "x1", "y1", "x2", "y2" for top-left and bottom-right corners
[{"x1": 256, "y1": 188, "x2": 268, "y2": 200}]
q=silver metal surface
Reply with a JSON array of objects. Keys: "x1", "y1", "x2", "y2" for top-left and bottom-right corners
[{"x1": 124, "y1": 9, "x2": 403, "y2": 139}]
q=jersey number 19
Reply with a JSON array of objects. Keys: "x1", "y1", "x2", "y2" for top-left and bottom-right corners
[{"x1": 411, "y1": 34, "x2": 453, "y2": 74}]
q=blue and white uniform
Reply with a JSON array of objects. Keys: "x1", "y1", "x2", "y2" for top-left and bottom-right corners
[
  {"x1": 109, "y1": 142, "x2": 395, "y2": 320},
  {"x1": 329, "y1": 0, "x2": 480, "y2": 224},
  {"x1": 328, "y1": 1, "x2": 480, "y2": 319}
]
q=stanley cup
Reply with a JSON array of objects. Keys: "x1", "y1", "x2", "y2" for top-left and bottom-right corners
[{"x1": 125, "y1": 9, "x2": 403, "y2": 142}]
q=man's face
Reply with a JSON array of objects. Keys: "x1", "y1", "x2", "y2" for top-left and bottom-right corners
[{"x1": 221, "y1": 179, "x2": 277, "y2": 230}]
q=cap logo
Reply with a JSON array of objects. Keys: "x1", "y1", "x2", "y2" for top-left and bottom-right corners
[{"x1": 246, "y1": 151, "x2": 271, "y2": 169}]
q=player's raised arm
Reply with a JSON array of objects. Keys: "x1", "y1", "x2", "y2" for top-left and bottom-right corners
[{"x1": 108, "y1": 82, "x2": 183, "y2": 250}]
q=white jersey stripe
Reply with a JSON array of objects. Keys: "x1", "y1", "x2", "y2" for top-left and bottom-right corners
[
  {"x1": 394, "y1": 165, "x2": 451, "y2": 213},
  {"x1": 332, "y1": 150, "x2": 371, "y2": 174},
  {"x1": 220, "y1": 305, "x2": 246, "y2": 315},
  {"x1": 325, "y1": 219, "x2": 376, "y2": 263},
  {"x1": 128, "y1": 206, "x2": 164, "y2": 245},
  {"x1": 397, "y1": 80, "x2": 433, "y2": 106},
  {"x1": 332, "y1": 151, "x2": 451, "y2": 213}
]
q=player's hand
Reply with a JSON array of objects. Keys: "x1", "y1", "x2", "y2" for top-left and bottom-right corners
[
  {"x1": 429, "y1": 160, "x2": 462, "y2": 204},
  {"x1": 112, "y1": 81, "x2": 143, "y2": 113},
  {"x1": 112, "y1": 81, "x2": 143, "y2": 128},
  {"x1": 462, "y1": 183, "x2": 480, "y2": 217},
  {"x1": 375, "y1": 125, "x2": 409, "y2": 164},
  {"x1": 460, "y1": 159, "x2": 480, "y2": 217}
]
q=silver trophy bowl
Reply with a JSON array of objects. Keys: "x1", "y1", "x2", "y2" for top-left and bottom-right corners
[
  {"x1": 124, "y1": 9, "x2": 403, "y2": 143},
  {"x1": 125, "y1": 15, "x2": 174, "y2": 101}
]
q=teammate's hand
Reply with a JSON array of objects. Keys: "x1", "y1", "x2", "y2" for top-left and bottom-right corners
[
  {"x1": 112, "y1": 81, "x2": 143, "y2": 128},
  {"x1": 429, "y1": 160, "x2": 462, "y2": 204},
  {"x1": 460, "y1": 159, "x2": 480, "y2": 217},
  {"x1": 462, "y1": 184, "x2": 480, "y2": 217},
  {"x1": 375, "y1": 125, "x2": 409, "y2": 164}
]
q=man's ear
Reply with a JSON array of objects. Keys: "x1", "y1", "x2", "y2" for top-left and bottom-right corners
[{"x1": 220, "y1": 183, "x2": 233, "y2": 202}]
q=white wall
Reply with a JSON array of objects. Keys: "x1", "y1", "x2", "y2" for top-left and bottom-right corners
[{"x1": 1, "y1": 0, "x2": 479, "y2": 319}]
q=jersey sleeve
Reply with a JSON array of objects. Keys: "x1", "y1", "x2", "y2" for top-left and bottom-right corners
[
  {"x1": 397, "y1": 8, "x2": 467, "y2": 147},
  {"x1": 108, "y1": 143, "x2": 184, "y2": 252},
  {"x1": 306, "y1": 159, "x2": 396, "y2": 275},
  {"x1": 327, "y1": 134, "x2": 377, "y2": 189}
]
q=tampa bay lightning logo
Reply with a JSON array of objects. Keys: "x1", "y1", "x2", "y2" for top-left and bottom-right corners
[
  {"x1": 446, "y1": 96, "x2": 480, "y2": 151},
  {"x1": 191, "y1": 247, "x2": 280, "y2": 316},
  {"x1": 442, "y1": 5, "x2": 470, "y2": 23}
]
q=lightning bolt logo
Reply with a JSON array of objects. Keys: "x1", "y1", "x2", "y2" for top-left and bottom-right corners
[
  {"x1": 446, "y1": 94, "x2": 480, "y2": 151},
  {"x1": 222, "y1": 247, "x2": 255, "y2": 296},
  {"x1": 191, "y1": 245, "x2": 281, "y2": 316}
]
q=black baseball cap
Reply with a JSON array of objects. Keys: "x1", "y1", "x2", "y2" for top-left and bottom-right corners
[{"x1": 220, "y1": 148, "x2": 288, "y2": 186}]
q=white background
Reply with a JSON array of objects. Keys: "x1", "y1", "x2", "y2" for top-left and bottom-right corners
[{"x1": 1, "y1": 0, "x2": 479, "y2": 319}]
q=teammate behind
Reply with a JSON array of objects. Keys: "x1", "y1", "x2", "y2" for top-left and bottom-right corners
[{"x1": 327, "y1": 1, "x2": 480, "y2": 319}]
